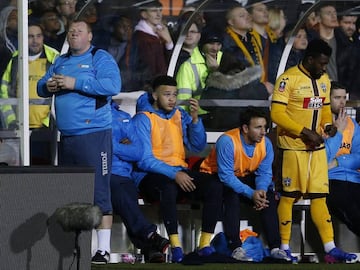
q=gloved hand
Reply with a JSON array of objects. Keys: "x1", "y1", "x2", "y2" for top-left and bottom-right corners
[
  {"x1": 300, "y1": 127, "x2": 323, "y2": 147},
  {"x1": 324, "y1": 124, "x2": 337, "y2": 137}
]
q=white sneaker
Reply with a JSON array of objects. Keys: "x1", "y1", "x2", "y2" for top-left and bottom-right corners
[
  {"x1": 270, "y1": 248, "x2": 291, "y2": 261},
  {"x1": 231, "y1": 247, "x2": 253, "y2": 261}
]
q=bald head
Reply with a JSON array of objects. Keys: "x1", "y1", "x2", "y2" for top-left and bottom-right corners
[{"x1": 226, "y1": 6, "x2": 252, "y2": 33}]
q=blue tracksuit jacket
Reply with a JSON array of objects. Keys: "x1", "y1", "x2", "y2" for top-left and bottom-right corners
[
  {"x1": 131, "y1": 92, "x2": 207, "y2": 186},
  {"x1": 37, "y1": 46, "x2": 121, "y2": 135},
  {"x1": 325, "y1": 117, "x2": 360, "y2": 184}
]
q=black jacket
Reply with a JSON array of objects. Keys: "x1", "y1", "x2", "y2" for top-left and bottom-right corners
[
  {"x1": 201, "y1": 66, "x2": 269, "y2": 131},
  {"x1": 335, "y1": 27, "x2": 360, "y2": 99}
]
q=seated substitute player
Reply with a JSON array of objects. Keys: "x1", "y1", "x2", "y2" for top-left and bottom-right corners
[
  {"x1": 110, "y1": 101, "x2": 170, "y2": 262},
  {"x1": 200, "y1": 107, "x2": 291, "y2": 262},
  {"x1": 324, "y1": 81, "x2": 360, "y2": 240},
  {"x1": 131, "y1": 75, "x2": 223, "y2": 263}
]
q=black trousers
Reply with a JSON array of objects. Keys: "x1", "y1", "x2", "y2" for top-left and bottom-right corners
[
  {"x1": 139, "y1": 171, "x2": 223, "y2": 235},
  {"x1": 327, "y1": 179, "x2": 360, "y2": 237},
  {"x1": 110, "y1": 174, "x2": 157, "y2": 249},
  {"x1": 222, "y1": 175, "x2": 281, "y2": 251}
]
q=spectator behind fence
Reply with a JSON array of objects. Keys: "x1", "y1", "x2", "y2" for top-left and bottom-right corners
[
  {"x1": 40, "y1": 9, "x2": 66, "y2": 52},
  {"x1": 315, "y1": 3, "x2": 339, "y2": 81},
  {"x1": 247, "y1": 0, "x2": 277, "y2": 87},
  {"x1": 131, "y1": 0, "x2": 174, "y2": 91},
  {"x1": 283, "y1": 25, "x2": 308, "y2": 70},
  {"x1": 109, "y1": 101, "x2": 170, "y2": 263},
  {"x1": 76, "y1": 1, "x2": 111, "y2": 51},
  {"x1": 316, "y1": 4, "x2": 360, "y2": 104},
  {"x1": 176, "y1": 27, "x2": 223, "y2": 118},
  {"x1": 173, "y1": 11, "x2": 204, "y2": 75},
  {"x1": 266, "y1": 6, "x2": 287, "y2": 84},
  {"x1": 0, "y1": 6, "x2": 17, "y2": 78},
  {"x1": 222, "y1": 5, "x2": 272, "y2": 97},
  {"x1": 55, "y1": 0, "x2": 77, "y2": 35},
  {"x1": 200, "y1": 107, "x2": 292, "y2": 263},
  {"x1": 247, "y1": 1, "x2": 270, "y2": 75},
  {"x1": 105, "y1": 15, "x2": 138, "y2": 92},
  {"x1": 37, "y1": 19, "x2": 121, "y2": 265},
  {"x1": 335, "y1": 13, "x2": 360, "y2": 100},
  {"x1": 175, "y1": 4, "x2": 206, "y2": 38},
  {"x1": 29, "y1": 0, "x2": 56, "y2": 24},
  {"x1": 271, "y1": 38, "x2": 358, "y2": 264},
  {"x1": 325, "y1": 81, "x2": 360, "y2": 239},
  {"x1": 132, "y1": 75, "x2": 223, "y2": 263},
  {"x1": 0, "y1": 22, "x2": 59, "y2": 164},
  {"x1": 296, "y1": 2, "x2": 318, "y2": 42},
  {"x1": 202, "y1": 0, "x2": 239, "y2": 34},
  {"x1": 200, "y1": 52, "x2": 268, "y2": 131}
]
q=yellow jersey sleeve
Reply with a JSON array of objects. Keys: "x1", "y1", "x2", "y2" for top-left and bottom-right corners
[{"x1": 271, "y1": 65, "x2": 331, "y2": 150}]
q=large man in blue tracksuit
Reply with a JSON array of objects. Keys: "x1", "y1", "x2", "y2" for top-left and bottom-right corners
[{"x1": 37, "y1": 19, "x2": 121, "y2": 264}]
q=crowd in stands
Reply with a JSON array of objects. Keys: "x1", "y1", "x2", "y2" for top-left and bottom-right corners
[
  {"x1": 1, "y1": 1, "x2": 360, "y2": 114},
  {"x1": 3, "y1": 0, "x2": 357, "y2": 128},
  {"x1": 1, "y1": 0, "x2": 360, "y2": 266}
]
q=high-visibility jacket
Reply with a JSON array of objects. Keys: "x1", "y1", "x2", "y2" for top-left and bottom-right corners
[
  {"x1": 0, "y1": 44, "x2": 59, "y2": 128},
  {"x1": 176, "y1": 46, "x2": 222, "y2": 115}
]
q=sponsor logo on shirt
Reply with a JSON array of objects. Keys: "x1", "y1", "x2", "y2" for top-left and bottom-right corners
[
  {"x1": 303, "y1": 97, "x2": 325, "y2": 109},
  {"x1": 340, "y1": 142, "x2": 351, "y2": 149}
]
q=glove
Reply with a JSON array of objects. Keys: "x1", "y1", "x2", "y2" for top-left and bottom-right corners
[
  {"x1": 324, "y1": 124, "x2": 337, "y2": 137},
  {"x1": 300, "y1": 127, "x2": 323, "y2": 147}
]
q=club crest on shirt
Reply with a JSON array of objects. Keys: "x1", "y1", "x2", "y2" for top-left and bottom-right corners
[
  {"x1": 278, "y1": 81, "x2": 286, "y2": 92},
  {"x1": 283, "y1": 177, "x2": 291, "y2": 187},
  {"x1": 320, "y1": 83, "x2": 327, "y2": 93}
]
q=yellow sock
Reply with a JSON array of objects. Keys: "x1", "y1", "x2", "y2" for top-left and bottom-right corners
[
  {"x1": 277, "y1": 196, "x2": 295, "y2": 245},
  {"x1": 169, "y1": 234, "x2": 181, "y2": 248},
  {"x1": 199, "y1": 231, "x2": 212, "y2": 249},
  {"x1": 310, "y1": 197, "x2": 334, "y2": 244}
]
